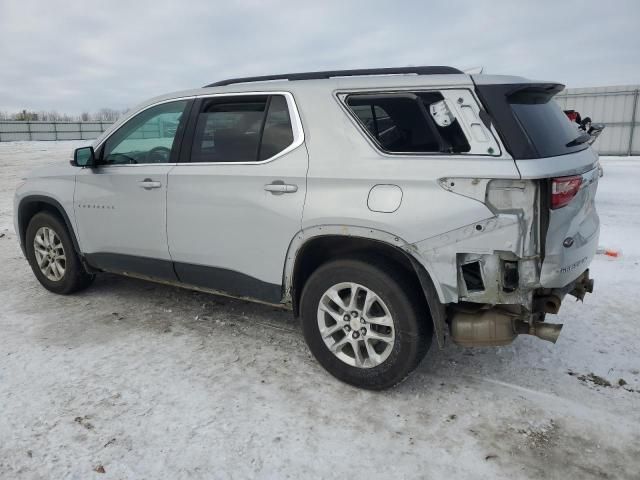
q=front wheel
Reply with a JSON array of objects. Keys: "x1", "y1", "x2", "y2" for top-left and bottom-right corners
[
  {"x1": 25, "y1": 212, "x2": 94, "y2": 294},
  {"x1": 300, "y1": 257, "x2": 432, "y2": 390}
]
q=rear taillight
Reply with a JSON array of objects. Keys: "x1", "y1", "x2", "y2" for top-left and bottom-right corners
[{"x1": 551, "y1": 175, "x2": 582, "y2": 209}]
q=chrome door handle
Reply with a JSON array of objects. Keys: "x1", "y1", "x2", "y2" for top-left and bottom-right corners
[
  {"x1": 139, "y1": 178, "x2": 162, "y2": 190},
  {"x1": 264, "y1": 182, "x2": 298, "y2": 194}
]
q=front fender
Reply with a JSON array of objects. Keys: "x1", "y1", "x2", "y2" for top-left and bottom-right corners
[{"x1": 16, "y1": 194, "x2": 81, "y2": 254}]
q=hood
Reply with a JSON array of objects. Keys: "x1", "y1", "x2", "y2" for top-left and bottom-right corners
[{"x1": 26, "y1": 161, "x2": 76, "y2": 180}]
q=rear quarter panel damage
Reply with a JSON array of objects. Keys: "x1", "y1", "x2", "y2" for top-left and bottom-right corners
[{"x1": 294, "y1": 84, "x2": 528, "y2": 307}]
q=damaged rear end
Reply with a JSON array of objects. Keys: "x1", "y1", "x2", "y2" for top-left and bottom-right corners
[{"x1": 430, "y1": 78, "x2": 600, "y2": 347}]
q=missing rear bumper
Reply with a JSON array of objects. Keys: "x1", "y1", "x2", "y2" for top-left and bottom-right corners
[
  {"x1": 449, "y1": 269, "x2": 594, "y2": 347},
  {"x1": 568, "y1": 269, "x2": 594, "y2": 301}
]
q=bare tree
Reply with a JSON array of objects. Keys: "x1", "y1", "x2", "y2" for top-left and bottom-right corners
[
  {"x1": 1, "y1": 107, "x2": 127, "y2": 122},
  {"x1": 95, "y1": 108, "x2": 124, "y2": 122},
  {"x1": 14, "y1": 110, "x2": 39, "y2": 121}
]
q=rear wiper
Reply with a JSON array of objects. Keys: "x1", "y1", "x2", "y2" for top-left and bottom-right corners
[{"x1": 566, "y1": 132, "x2": 591, "y2": 147}]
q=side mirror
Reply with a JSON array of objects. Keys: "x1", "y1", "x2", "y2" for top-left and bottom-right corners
[{"x1": 71, "y1": 146, "x2": 96, "y2": 167}]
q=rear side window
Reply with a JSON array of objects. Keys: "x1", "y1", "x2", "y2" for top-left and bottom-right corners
[
  {"x1": 476, "y1": 83, "x2": 588, "y2": 159},
  {"x1": 509, "y1": 90, "x2": 587, "y2": 158},
  {"x1": 345, "y1": 92, "x2": 470, "y2": 154},
  {"x1": 191, "y1": 94, "x2": 294, "y2": 163},
  {"x1": 259, "y1": 95, "x2": 294, "y2": 161}
]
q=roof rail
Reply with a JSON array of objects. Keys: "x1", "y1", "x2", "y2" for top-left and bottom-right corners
[{"x1": 205, "y1": 66, "x2": 463, "y2": 87}]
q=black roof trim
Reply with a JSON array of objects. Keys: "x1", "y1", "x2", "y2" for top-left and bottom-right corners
[{"x1": 205, "y1": 66, "x2": 463, "y2": 87}]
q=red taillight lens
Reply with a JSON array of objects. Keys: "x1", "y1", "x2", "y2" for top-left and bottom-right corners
[{"x1": 551, "y1": 175, "x2": 582, "y2": 209}]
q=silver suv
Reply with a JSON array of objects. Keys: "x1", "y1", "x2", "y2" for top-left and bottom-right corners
[{"x1": 14, "y1": 66, "x2": 599, "y2": 389}]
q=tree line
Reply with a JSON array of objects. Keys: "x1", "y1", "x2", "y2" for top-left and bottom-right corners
[{"x1": 0, "y1": 108, "x2": 128, "y2": 122}]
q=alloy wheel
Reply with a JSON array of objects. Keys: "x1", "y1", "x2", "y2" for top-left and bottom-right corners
[
  {"x1": 317, "y1": 282, "x2": 396, "y2": 368},
  {"x1": 33, "y1": 226, "x2": 66, "y2": 281}
]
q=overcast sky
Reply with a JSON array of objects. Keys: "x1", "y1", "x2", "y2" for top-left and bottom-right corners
[{"x1": 1, "y1": 0, "x2": 638, "y2": 114}]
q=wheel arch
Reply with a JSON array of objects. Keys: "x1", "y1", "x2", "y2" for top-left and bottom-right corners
[
  {"x1": 17, "y1": 195, "x2": 81, "y2": 255},
  {"x1": 283, "y1": 226, "x2": 448, "y2": 347}
]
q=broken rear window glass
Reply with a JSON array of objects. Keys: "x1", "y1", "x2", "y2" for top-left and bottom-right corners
[{"x1": 346, "y1": 92, "x2": 470, "y2": 154}]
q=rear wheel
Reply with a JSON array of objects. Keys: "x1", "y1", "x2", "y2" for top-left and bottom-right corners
[
  {"x1": 300, "y1": 257, "x2": 432, "y2": 390},
  {"x1": 25, "y1": 212, "x2": 94, "y2": 294}
]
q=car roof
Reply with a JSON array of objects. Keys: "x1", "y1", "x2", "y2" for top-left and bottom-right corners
[
  {"x1": 93, "y1": 69, "x2": 537, "y2": 146},
  {"x1": 204, "y1": 66, "x2": 464, "y2": 87}
]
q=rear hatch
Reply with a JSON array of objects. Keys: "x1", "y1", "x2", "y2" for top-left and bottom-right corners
[
  {"x1": 474, "y1": 79, "x2": 600, "y2": 288},
  {"x1": 539, "y1": 163, "x2": 599, "y2": 287}
]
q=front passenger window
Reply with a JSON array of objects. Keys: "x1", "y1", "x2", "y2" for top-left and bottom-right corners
[{"x1": 102, "y1": 100, "x2": 188, "y2": 165}]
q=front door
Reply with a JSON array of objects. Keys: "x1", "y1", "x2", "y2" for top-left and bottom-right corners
[
  {"x1": 166, "y1": 93, "x2": 307, "y2": 302},
  {"x1": 74, "y1": 99, "x2": 190, "y2": 279}
]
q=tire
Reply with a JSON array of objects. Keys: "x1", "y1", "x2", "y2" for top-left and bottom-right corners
[
  {"x1": 25, "y1": 211, "x2": 94, "y2": 294},
  {"x1": 300, "y1": 257, "x2": 432, "y2": 390}
]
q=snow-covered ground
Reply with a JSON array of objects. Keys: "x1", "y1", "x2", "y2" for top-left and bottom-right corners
[{"x1": 0, "y1": 142, "x2": 639, "y2": 479}]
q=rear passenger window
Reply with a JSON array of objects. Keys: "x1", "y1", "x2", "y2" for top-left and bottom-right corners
[
  {"x1": 191, "y1": 94, "x2": 295, "y2": 163},
  {"x1": 346, "y1": 92, "x2": 470, "y2": 154},
  {"x1": 259, "y1": 96, "x2": 294, "y2": 160}
]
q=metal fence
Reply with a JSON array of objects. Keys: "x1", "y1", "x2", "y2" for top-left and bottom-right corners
[
  {"x1": 0, "y1": 121, "x2": 113, "y2": 142},
  {"x1": 554, "y1": 85, "x2": 640, "y2": 156}
]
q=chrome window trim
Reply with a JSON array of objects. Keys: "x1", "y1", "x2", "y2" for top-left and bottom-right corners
[
  {"x1": 97, "y1": 163, "x2": 181, "y2": 169},
  {"x1": 94, "y1": 91, "x2": 304, "y2": 168}
]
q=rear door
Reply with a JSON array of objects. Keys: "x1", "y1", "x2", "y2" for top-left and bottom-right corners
[
  {"x1": 74, "y1": 100, "x2": 190, "y2": 279},
  {"x1": 166, "y1": 92, "x2": 307, "y2": 303}
]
